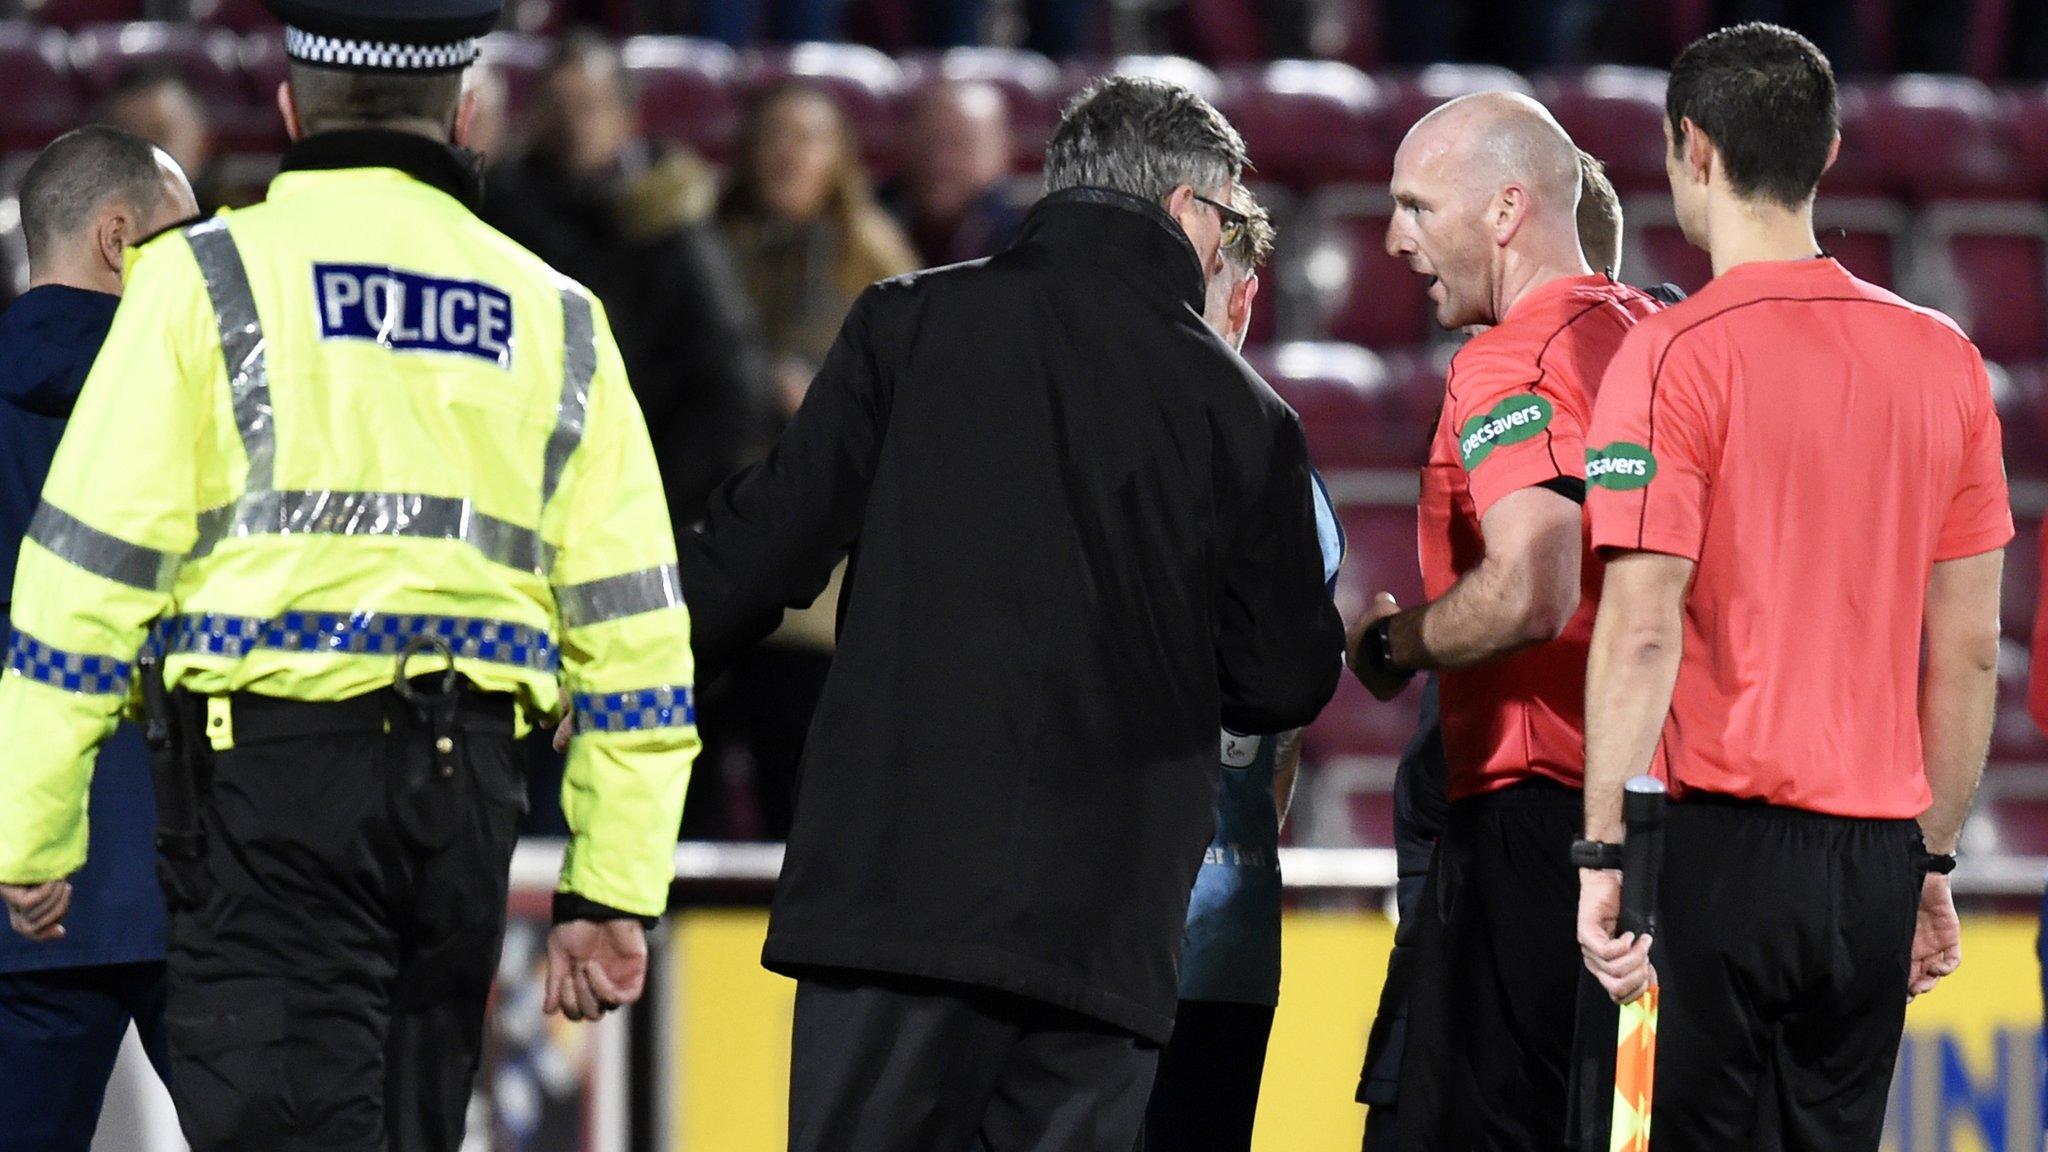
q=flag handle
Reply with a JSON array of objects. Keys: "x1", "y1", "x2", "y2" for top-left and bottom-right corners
[{"x1": 1609, "y1": 775, "x2": 1667, "y2": 1152}]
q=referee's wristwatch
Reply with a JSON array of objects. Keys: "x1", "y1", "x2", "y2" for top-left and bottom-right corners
[
  {"x1": 1570, "y1": 839, "x2": 1624, "y2": 871},
  {"x1": 1356, "y1": 617, "x2": 1416, "y2": 689},
  {"x1": 1915, "y1": 847, "x2": 1959, "y2": 876}
]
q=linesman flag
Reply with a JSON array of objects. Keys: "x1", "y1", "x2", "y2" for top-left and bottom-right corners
[{"x1": 1609, "y1": 775, "x2": 1667, "y2": 1152}]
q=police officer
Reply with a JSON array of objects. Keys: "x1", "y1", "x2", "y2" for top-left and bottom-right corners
[{"x1": 0, "y1": 3, "x2": 698, "y2": 1148}]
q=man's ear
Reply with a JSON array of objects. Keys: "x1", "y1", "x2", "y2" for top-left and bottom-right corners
[
  {"x1": 452, "y1": 89, "x2": 480, "y2": 151},
  {"x1": 278, "y1": 80, "x2": 305, "y2": 142},
  {"x1": 1822, "y1": 132, "x2": 1840, "y2": 176},
  {"x1": 1231, "y1": 272, "x2": 1260, "y2": 334},
  {"x1": 96, "y1": 209, "x2": 129, "y2": 277},
  {"x1": 1682, "y1": 117, "x2": 1714, "y2": 186},
  {"x1": 1492, "y1": 183, "x2": 1529, "y2": 246}
]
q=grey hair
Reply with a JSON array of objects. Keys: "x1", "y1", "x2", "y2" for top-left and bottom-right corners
[{"x1": 1044, "y1": 76, "x2": 1248, "y2": 204}]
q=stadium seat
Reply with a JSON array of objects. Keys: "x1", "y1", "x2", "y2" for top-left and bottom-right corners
[
  {"x1": 0, "y1": 22, "x2": 83, "y2": 152},
  {"x1": 1822, "y1": 81, "x2": 1891, "y2": 198},
  {"x1": 1919, "y1": 203, "x2": 2048, "y2": 365},
  {"x1": 1293, "y1": 186, "x2": 1433, "y2": 351},
  {"x1": 1993, "y1": 361, "x2": 2048, "y2": 478},
  {"x1": 621, "y1": 36, "x2": 740, "y2": 162},
  {"x1": 1243, "y1": 341, "x2": 1415, "y2": 469},
  {"x1": 188, "y1": 0, "x2": 276, "y2": 31},
  {"x1": 898, "y1": 47, "x2": 1065, "y2": 172},
  {"x1": 68, "y1": 21, "x2": 280, "y2": 152},
  {"x1": 1300, "y1": 502, "x2": 1427, "y2": 767},
  {"x1": 1381, "y1": 63, "x2": 1531, "y2": 153},
  {"x1": 16, "y1": 0, "x2": 140, "y2": 27},
  {"x1": 2003, "y1": 510, "x2": 2041, "y2": 640},
  {"x1": 2010, "y1": 85, "x2": 2048, "y2": 197},
  {"x1": 1857, "y1": 74, "x2": 2025, "y2": 202},
  {"x1": 1098, "y1": 54, "x2": 1222, "y2": 102},
  {"x1": 1535, "y1": 65, "x2": 1668, "y2": 193},
  {"x1": 475, "y1": 31, "x2": 555, "y2": 121},
  {"x1": 237, "y1": 29, "x2": 285, "y2": 106},
  {"x1": 742, "y1": 41, "x2": 904, "y2": 165},
  {"x1": 1216, "y1": 60, "x2": 1389, "y2": 188},
  {"x1": 1982, "y1": 795, "x2": 2048, "y2": 855},
  {"x1": 1378, "y1": 345, "x2": 1451, "y2": 429}
]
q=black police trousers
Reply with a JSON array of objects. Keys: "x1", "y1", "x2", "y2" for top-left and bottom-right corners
[{"x1": 162, "y1": 686, "x2": 526, "y2": 1152}]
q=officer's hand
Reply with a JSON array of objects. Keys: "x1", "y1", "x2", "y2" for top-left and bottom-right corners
[
  {"x1": 1907, "y1": 871, "x2": 1962, "y2": 1001},
  {"x1": 0, "y1": 880, "x2": 73, "y2": 942},
  {"x1": 1577, "y1": 868, "x2": 1654, "y2": 1004},
  {"x1": 552, "y1": 714, "x2": 574, "y2": 754},
  {"x1": 1346, "y1": 593, "x2": 1408, "y2": 701},
  {"x1": 544, "y1": 919, "x2": 648, "y2": 1022}
]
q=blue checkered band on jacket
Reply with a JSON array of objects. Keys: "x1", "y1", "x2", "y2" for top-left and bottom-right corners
[
  {"x1": 162, "y1": 611, "x2": 558, "y2": 672},
  {"x1": 283, "y1": 27, "x2": 478, "y2": 71},
  {"x1": 4, "y1": 629, "x2": 134, "y2": 697},
  {"x1": 573, "y1": 685, "x2": 696, "y2": 733}
]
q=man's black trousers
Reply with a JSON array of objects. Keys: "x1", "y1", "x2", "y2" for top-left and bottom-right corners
[
  {"x1": 790, "y1": 971, "x2": 1160, "y2": 1152},
  {"x1": 163, "y1": 686, "x2": 526, "y2": 1152},
  {"x1": 1140, "y1": 999, "x2": 1276, "y2": 1152},
  {"x1": 1647, "y1": 797, "x2": 1921, "y2": 1152},
  {"x1": 1395, "y1": 779, "x2": 1584, "y2": 1152}
]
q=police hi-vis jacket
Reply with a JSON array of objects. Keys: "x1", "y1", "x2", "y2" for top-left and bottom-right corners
[{"x1": 0, "y1": 133, "x2": 697, "y2": 918}]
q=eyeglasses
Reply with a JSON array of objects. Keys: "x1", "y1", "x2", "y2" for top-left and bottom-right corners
[{"x1": 1193, "y1": 192, "x2": 1248, "y2": 250}]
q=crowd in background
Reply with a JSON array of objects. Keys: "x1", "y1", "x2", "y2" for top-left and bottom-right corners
[{"x1": 6, "y1": 0, "x2": 2045, "y2": 839}]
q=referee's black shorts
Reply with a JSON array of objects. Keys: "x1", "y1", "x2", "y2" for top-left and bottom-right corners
[
  {"x1": 1649, "y1": 795, "x2": 1922, "y2": 1152},
  {"x1": 1396, "y1": 778, "x2": 1584, "y2": 1152}
]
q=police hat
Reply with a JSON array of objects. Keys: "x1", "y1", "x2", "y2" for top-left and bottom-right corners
[{"x1": 265, "y1": 0, "x2": 501, "y2": 74}]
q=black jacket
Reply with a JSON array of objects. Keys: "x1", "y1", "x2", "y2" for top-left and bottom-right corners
[{"x1": 680, "y1": 186, "x2": 1345, "y2": 1042}]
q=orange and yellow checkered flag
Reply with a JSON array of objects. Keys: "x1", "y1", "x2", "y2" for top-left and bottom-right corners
[{"x1": 1608, "y1": 983, "x2": 1660, "y2": 1152}]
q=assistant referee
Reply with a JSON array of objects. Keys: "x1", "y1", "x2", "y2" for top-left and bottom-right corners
[{"x1": 1577, "y1": 24, "x2": 2009, "y2": 1152}]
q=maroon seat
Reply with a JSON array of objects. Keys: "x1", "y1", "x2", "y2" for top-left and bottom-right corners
[
  {"x1": 1379, "y1": 345, "x2": 1451, "y2": 428},
  {"x1": 2001, "y1": 362, "x2": 2048, "y2": 479},
  {"x1": 69, "y1": 22, "x2": 282, "y2": 152},
  {"x1": 2003, "y1": 512, "x2": 2041, "y2": 642},
  {"x1": 1856, "y1": 75, "x2": 2024, "y2": 202},
  {"x1": 237, "y1": 30, "x2": 286, "y2": 110},
  {"x1": 1927, "y1": 206, "x2": 2048, "y2": 365},
  {"x1": 0, "y1": 23, "x2": 82, "y2": 152},
  {"x1": 188, "y1": 0, "x2": 277, "y2": 31},
  {"x1": 742, "y1": 42, "x2": 905, "y2": 167},
  {"x1": 1243, "y1": 341, "x2": 1416, "y2": 469},
  {"x1": 2010, "y1": 86, "x2": 2048, "y2": 197},
  {"x1": 1632, "y1": 217, "x2": 1711, "y2": 295},
  {"x1": 18, "y1": 0, "x2": 141, "y2": 27},
  {"x1": 1302, "y1": 503, "x2": 1426, "y2": 766},
  {"x1": 1297, "y1": 190, "x2": 1432, "y2": 350},
  {"x1": 1818, "y1": 220, "x2": 1897, "y2": 289},
  {"x1": 898, "y1": 47, "x2": 1064, "y2": 173},
  {"x1": 1380, "y1": 63, "x2": 1531, "y2": 154},
  {"x1": 622, "y1": 36, "x2": 739, "y2": 162},
  {"x1": 1536, "y1": 66, "x2": 1668, "y2": 194},
  {"x1": 1216, "y1": 60, "x2": 1388, "y2": 188}
]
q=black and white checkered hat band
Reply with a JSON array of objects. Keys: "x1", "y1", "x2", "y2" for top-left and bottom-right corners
[{"x1": 284, "y1": 26, "x2": 478, "y2": 71}]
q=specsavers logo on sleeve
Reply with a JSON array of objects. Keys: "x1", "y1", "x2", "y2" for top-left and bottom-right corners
[
  {"x1": 1459, "y1": 394, "x2": 1553, "y2": 470},
  {"x1": 1587, "y1": 443, "x2": 1657, "y2": 490}
]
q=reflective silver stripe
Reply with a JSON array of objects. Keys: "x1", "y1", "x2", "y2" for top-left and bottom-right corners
[
  {"x1": 542, "y1": 287, "x2": 596, "y2": 510},
  {"x1": 187, "y1": 490, "x2": 545, "y2": 574},
  {"x1": 26, "y1": 502, "x2": 180, "y2": 593},
  {"x1": 185, "y1": 219, "x2": 274, "y2": 494},
  {"x1": 555, "y1": 564, "x2": 684, "y2": 629}
]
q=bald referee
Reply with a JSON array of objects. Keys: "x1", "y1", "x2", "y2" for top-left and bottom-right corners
[{"x1": 1578, "y1": 24, "x2": 2009, "y2": 1152}]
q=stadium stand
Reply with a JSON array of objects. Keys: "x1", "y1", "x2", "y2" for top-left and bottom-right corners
[{"x1": 1, "y1": 19, "x2": 2046, "y2": 850}]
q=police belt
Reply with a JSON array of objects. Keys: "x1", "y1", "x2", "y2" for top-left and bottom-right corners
[{"x1": 197, "y1": 679, "x2": 518, "y2": 745}]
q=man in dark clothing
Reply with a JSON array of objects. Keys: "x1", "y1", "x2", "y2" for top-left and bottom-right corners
[
  {"x1": 0, "y1": 126, "x2": 196, "y2": 1152},
  {"x1": 678, "y1": 76, "x2": 1344, "y2": 1151},
  {"x1": 484, "y1": 34, "x2": 772, "y2": 532},
  {"x1": 883, "y1": 80, "x2": 1030, "y2": 267}
]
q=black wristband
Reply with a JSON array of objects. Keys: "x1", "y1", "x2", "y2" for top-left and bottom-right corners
[
  {"x1": 1360, "y1": 617, "x2": 1417, "y2": 685},
  {"x1": 1570, "y1": 839, "x2": 1625, "y2": 870},
  {"x1": 552, "y1": 890, "x2": 659, "y2": 930},
  {"x1": 1916, "y1": 848, "x2": 1958, "y2": 876}
]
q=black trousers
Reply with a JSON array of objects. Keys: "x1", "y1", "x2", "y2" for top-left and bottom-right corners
[
  {"x1": 790, "y1": 972, "x2": 1160, "y2": 1152},
  {"x1": 0, "y1": 962, "x2": 169, "y2": 1152},
  {"x1": 1395, "y1": 780, "x2": 1584, "y2": 1152},
  {"x1": 163, "y1": 686, "x2": 526, "y2": 1152},
  {"x1": 1140, "y1": 999, "x2": 1275, "y2": 1152},
  {"x1": 1648, "y1": 798, "x2": 1921, "y2": 1152}
]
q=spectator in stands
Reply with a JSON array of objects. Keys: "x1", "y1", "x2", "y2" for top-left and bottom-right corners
[
  {"x1": 101, "y1": 66, "x2": 217, "y2": 213},
  {"x1": 911, "y1": 0, "x2": 1097, "y2": 58},
  {"x1": 885, "y1": 81, "x2": 1027, "y2": 267},
  {"x1": 464, "y1": 59, "x2": 512, "y2": 163},
  {"x1": 486, "y1": 33, "x2": 772, "y2": 532},
  {"x1": 717, "y1": 81, "x2": 918, "y2": 412},
  {"x1": 697, "y1": 0, "x2": 846, "y2": 46},
  {"x1": 0, "y1": 125, "x2": 197, "y2": 1152}
]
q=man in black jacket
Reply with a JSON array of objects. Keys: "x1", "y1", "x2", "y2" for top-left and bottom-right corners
[{"x1": 679, "y1": 76, "x2": 1345, "y2": 1152}]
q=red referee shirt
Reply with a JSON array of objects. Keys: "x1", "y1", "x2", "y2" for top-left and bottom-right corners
[
  {"x1": 1423, "y1": 274, "x2": 1660, "y2": 801},
  {"x1": 1587, "y1": 257, "x2": 2013, "y2": 819}
]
